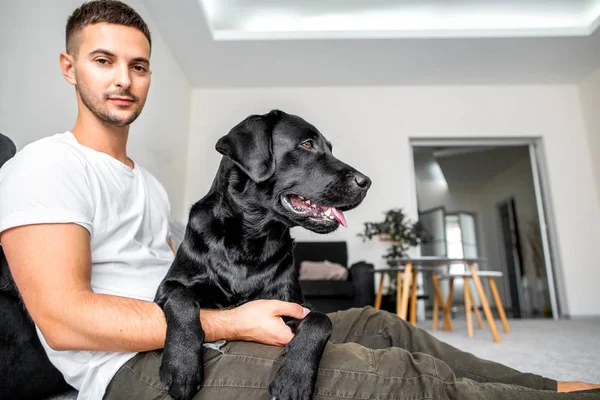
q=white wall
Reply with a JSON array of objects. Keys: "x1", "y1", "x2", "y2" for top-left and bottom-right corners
[
  {"x1": 0, "y1": 0, "x2": 191, "y2": 220},
  {"x1": 579, "y1": 68, "x2": 600, "y2": 211},
  {"x1": 185, "y1": 85, "x2": 600, "y2": 317}
]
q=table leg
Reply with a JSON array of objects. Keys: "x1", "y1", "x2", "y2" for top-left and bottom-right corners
[
  {"x1": 431, "y1": 273, "x2": 444, "y2": 331},
  {"x1": 399, "y1": 263, "x2": 412, "y2": 320},
  {"x1": 374, "y1": 272, "x2": 385, "y2": 309},
  {"x1": 489, "y1": 278, "x2": 511, "y2": 334},
  {"x1": 468, "y1": 284, "x2": 484, "y2": 329},
  {"x1": 464, "y1": 277, "x2": 474, "y2": 338},
  {"x1": 395, "y1": 270, "x2": 403, "y2": 318},
  {"x1": 469, "y1": 264, "x2": 501, "y2": 343},
  {"x1": 443, "y1": 278, "x2": 455, "y2": 332},
  {"x1": 409, "y1": 271, "x2": 418, "y2": 326}
]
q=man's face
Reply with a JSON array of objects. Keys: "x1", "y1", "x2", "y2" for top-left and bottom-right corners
[{"x1": 72, "y1": 23, "x2": 151, "y2": 126}]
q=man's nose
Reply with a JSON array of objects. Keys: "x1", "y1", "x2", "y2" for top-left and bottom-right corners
[{"x1": 114, "y1": 63, "x2": 132, "y2": 88}]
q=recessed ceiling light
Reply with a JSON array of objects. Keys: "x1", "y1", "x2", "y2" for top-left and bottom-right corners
[{"x1": 199, "y1": 0, "x2": 600, "y2": 40}]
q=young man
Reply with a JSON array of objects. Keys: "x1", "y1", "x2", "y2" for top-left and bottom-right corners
[{"x1": 0, "y1": 1, "x2": 598, "y2": 399}]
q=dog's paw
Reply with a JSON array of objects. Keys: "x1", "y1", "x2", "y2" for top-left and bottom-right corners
[
  {"x1": 159, "y1": 344, "x2": 204, "y2": 400},
  {"x1": 268, "y1": 363, "x2": 315, "y2": 400}
]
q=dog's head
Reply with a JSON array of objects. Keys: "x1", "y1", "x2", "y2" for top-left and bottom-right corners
[{"x1": 215, "y1": 110, "x2": 371, "y2": 234}]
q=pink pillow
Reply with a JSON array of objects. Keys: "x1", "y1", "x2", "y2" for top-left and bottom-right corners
[{"x1": 299, "y1": 260, "x2": 349, "y2": 281}]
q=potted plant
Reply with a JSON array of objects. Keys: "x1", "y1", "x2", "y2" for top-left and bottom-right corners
[{"x1": 358, "y1": 208, "x2": 430, "y2": 261}]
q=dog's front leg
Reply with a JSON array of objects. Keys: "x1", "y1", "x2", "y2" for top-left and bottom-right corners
[
  {"x1": 155, "y1": 280, "x2": 204, "y2": 400},
  {"x1": 269, "y1": 311, "x2": 332, "y2": 400}
]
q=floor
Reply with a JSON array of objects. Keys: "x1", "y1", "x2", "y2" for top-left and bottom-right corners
[{"x1": 420, "y1": 317, "x2": 600, "y2": 383}]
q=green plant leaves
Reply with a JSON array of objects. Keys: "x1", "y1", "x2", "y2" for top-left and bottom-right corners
[{"x1": 358, "y1": 208, "x2": 431, "y2": 260}]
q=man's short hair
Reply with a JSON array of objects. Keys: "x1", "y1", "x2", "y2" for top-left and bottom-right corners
[{"x1": 66, "y1": 0, "x2": 152, "y2": 57}]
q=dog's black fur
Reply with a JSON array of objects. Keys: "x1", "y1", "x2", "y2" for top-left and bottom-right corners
[{"x1": 155, "y1": 110, "x2": 371, "y2": 400}]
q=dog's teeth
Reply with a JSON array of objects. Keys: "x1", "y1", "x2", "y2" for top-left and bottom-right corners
[{"x1": 324, "y1": 208, "x2": 332, "y2": 216}]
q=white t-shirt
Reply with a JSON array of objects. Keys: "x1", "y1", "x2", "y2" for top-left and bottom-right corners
[{"x1": 0, "y1": 131, "x2": 175, "y2": 400}]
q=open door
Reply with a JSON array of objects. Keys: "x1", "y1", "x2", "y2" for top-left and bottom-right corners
[
  {"x1": 419, "y1": 207, "x2": 447, "y2": 257},
  {"x1": 458, "y1": 212, "x2": 478, "y2": 259},
  {"x1": 418, "y1": 207, "x2": 446, "y2": 320},
  {"x1": 498, "y1": 198, "x2": 524, "y2": 318}
]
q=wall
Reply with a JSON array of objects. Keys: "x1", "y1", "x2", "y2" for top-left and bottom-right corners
[
  {"x1": 413, "y1": 148, "x2": 481, "y2": 213},
  {"x1": 186, "y1": 85, "x2": 600, "y2": 317},
  {"x1": 578, "y1": 68, "x2": 600, "y2": 212},
  {"x1": 0, "y1": 0, "x2": 191, "y2": 220}
]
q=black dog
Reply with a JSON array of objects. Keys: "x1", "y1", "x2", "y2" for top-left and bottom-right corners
[{"x1": 155, "y1": 110, "x2": 371, "y2": 400}]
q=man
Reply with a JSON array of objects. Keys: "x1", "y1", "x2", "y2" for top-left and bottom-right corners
[{"x1": 0, "y1": 1, "x2": 598, "y2": 399}]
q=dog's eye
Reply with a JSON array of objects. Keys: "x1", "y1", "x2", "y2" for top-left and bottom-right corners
[{"x1": 300, "y1": 140, "x2": 314, "y2": 150}]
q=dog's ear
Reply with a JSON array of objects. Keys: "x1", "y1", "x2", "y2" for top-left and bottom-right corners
[{"x1": 215, "y1": 114, "x2": 277, "y2": 183}]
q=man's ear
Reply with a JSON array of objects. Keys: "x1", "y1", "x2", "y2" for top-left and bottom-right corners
[
  {"x1": 215, "y1": 113, "x2": 277, "y2": 183},
  {"x1": 59, "y1": 52, "x2": 76, "y2": 85}
]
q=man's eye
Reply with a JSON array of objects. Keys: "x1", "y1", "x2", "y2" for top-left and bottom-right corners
[
  {"x1": 301, "y1": 140, "x2": 314, "y2": 149},
  {"x1": 133, "y1": 65, "x2": 147, "y2": 72},
  {"x1": 96, "y1": 58, "x2": 109, "y2": 65}
]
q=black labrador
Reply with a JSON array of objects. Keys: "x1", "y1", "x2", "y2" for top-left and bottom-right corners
[{"x1": 155, "y1": 109, "x2": 371, "y2": 400}]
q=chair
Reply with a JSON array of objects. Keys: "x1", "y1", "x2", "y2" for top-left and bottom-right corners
[{"x1": 433, "y1": 268, "x2": 510, "y2": 343}]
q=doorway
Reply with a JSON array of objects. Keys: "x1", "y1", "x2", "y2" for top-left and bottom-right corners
[{"x1": 410, "y1": 139, "x2": 560, "y2": 320}]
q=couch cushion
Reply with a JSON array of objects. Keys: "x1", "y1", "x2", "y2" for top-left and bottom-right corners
[
  {"x1": 300, "y1": 280, "x2": 355, "y2": 298},
  {"x1": 299, "y1": 260, "x2": 349, "y2": 281},
  {"x1": 0, "y1": 133, "x2": 17, "y2": 168},
  {"x1": 293, "y1": 241, "x2": 348, "y2": 269}
]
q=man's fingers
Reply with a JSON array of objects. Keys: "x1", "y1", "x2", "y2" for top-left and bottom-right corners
[{"x1": 269, "y1": 300, "x2": 310, "y2": 319}]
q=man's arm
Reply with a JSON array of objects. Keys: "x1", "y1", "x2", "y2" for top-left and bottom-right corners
[{"x1": 0, "y1": 223, "x2": 307, "y2": 353}]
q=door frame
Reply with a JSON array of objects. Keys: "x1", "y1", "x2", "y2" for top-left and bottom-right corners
[{"x1": 410, "y1": 137, "x2": 562, "y2": 320}]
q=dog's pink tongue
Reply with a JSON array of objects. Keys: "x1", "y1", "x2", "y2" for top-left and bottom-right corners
[{"x1": 331, "y1": 208, "x2": 348, "y2": 228}]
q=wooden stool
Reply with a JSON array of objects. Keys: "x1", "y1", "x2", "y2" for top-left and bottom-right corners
[
  {"x1": 374, "y1": 263, "x2": 429, "y2": 326},
  {"x1": 433, "y1": 267, "x2": 510, "y2": 343}
]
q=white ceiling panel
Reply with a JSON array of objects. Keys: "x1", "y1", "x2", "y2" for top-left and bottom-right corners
[{"x1": 199, "y1": 0, "x2": 600, "y2": 40}]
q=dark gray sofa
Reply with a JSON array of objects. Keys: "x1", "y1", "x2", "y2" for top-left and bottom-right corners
[{"x1": 295, "y1": 241, "x2": 375, "y2": 313}]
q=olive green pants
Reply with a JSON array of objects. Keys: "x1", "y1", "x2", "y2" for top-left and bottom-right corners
[{"x1": 104, "y1": 307, "x2": 600, "y2": 399}]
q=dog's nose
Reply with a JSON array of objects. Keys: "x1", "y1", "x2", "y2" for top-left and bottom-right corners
[{"x1": 353, "y1": 172, "x2": 371, "y2": 190}]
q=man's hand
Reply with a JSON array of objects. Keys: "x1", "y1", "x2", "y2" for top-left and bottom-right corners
[{"x1": 229, "y1": 300, "x2": 310, "y2": 346}]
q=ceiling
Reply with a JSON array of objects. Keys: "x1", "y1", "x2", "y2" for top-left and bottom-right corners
[
  {"x1": 141, "y1": 0, "x2": 600, "y2": 87},
  {"x1": 200, "y1": 0, "x2": 600, "y2": 40},
  {"x1": 414, "y1": 146, "x2": 531, "y2": 189}
]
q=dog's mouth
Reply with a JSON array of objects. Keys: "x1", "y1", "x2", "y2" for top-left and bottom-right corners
[{"x1": 282, "y1": 195, "x2": 348, "y2": 227}]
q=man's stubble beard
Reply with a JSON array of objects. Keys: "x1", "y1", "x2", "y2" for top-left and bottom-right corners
[{"x1": 76, "y1": 83, "x2": 143, "y2": 127}]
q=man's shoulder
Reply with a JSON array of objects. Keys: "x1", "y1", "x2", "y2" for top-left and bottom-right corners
[
  {"x1": 0, "y1": 132, "x2": 85, "y2": 179},
  {"x1": 20, "y1": 131, "x2": 79, "y2": 155},
  {"x1": 16, "y1": 132, "x2": 83, "y2": 162}
]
